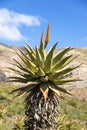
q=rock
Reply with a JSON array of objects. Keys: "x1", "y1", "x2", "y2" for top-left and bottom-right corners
[{"x1": 0, "y1": 71, "x2": 7, "y2": 82}]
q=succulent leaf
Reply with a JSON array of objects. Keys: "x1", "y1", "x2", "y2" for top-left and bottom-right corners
[
  {"x1": 53, "y1": 47, "x2": 73, "y2": 65},
  {"x1": 49, "y1": 84, "x2": 64, "y2": 98},
  {"x1": 53, "y1": 77, "x2": 80, "y2": 85},
  {"x1": 8, "y1": 76, "x2": 30, "y2": 83},
  {"x1": 36, "y1": 46, "x2": 43, "y2": 67},
  {"x1": 38, "y1": 67, "x2": 45, "y2": 76},
  {"x1": 49, "y1": 65, "x2": 80, "y2": 80},
  {"x1": 26, "y1": 43, "x2": 36, "y2": 55},
  {"x1": 55, "y1": 85, "x2": 73, "y2": 95},
  {"x1": 44, "y1": 43, "x2": 58, "y2": 73},
  {"x1": 52, "y1": 55, "x2": 73, "y2": 72},
  {"x1": 24, "y1": 46, "x2": 36, "y2": 64},
  {"x1": 10, "y1": 84, "x2": 37, "y2": 97}
]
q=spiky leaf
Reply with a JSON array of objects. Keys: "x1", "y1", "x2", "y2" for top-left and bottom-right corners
[
  {"x1": 53, "y1": 47, "x2": 73, "y2": 65},
  {"x1": 44, "y1": 43, "x2": 58, "y2": 73}
]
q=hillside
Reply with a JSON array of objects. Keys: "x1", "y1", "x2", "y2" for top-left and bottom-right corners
[
  {"x1": 0, "y1": 43, "x2": 87, "y2": 101},
  {"x1": 0, "y1": 44, "x2": 17, "y2": 77}
]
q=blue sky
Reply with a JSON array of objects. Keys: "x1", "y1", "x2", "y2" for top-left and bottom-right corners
[{"x1": 0, "y1": 0, "x2": 87, "y2": 48}]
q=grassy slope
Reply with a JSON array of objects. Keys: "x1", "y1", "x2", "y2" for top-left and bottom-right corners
[
  {"x1": 0, "y1": 83, "x2": 25, "y2": 130},
  {"x1": 0, "y1": 82, "x2": 87, "y2": 130}
]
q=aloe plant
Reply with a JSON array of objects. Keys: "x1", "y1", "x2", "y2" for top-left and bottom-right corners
[{"x1": 9, "y1": 24, "x2": 80, "y2": 130}]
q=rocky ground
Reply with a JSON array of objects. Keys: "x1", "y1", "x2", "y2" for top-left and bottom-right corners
[{"x1": 0, "y1": 43, "x2": 87, "y2": 101}]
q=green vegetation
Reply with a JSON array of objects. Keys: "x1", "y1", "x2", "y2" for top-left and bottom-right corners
[
  {"x1": 61, "y1": 98, "x2": 87, "y2": 129},
  {"x1": 0, "y1": 82, "x2": 24, "y2": 130},
  {"x1": 61, "y1": 97, "x2": 87, "y2": 121}
]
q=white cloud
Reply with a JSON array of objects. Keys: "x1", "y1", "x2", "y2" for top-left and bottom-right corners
[{"x1": 0, "y1": 8, "x2": 40, "y2": 41}]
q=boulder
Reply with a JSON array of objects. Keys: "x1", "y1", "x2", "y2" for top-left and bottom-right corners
[{"x1": 0, "y1": 71, "x2": 7, "y2": 82}]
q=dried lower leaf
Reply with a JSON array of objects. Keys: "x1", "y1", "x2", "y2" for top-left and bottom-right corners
[{"x1": 40, "y1": 84, "x2": 49, "y2": 102}]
